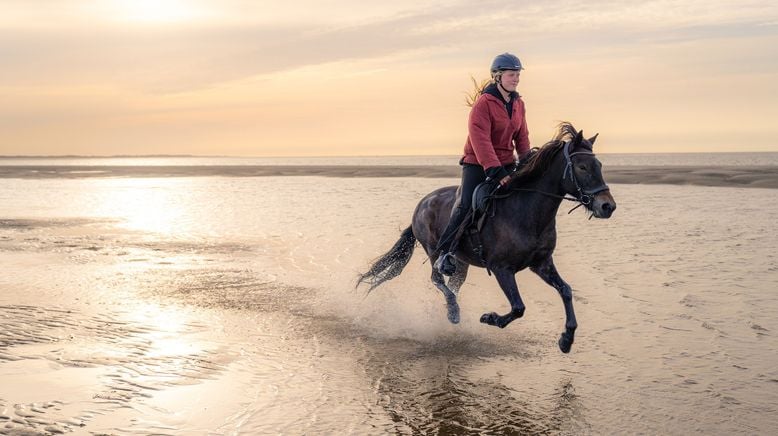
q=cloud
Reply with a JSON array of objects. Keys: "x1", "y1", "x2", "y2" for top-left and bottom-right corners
[
  {"x1": 1, "y1": 0, "x2": 776, "y2": 93},
  {"x1": 2, "y1": 0, "x2": 778, "y2": 156}
]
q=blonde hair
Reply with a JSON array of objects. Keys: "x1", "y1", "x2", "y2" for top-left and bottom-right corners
[{"x1": 465, "y1": 75, "x2": 494, "y2": 107}]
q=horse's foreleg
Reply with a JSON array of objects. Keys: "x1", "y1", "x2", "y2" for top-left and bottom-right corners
[
  {"x1": 531, "y1": 257, "x2": 577, "y2": 353},
  {"x1": 480, "y1": 269, "x2": 525, "y2": 329},
  {"x1": 431, "y1": 267, "x2": 460, "y2": 324},
  {"x1": 447, "y1": 262, "x2": 469, "y2": 295}
]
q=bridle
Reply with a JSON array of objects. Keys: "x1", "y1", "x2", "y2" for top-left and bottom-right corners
[{"x1": 561, "y1": 140, "x2": 610, "y2": 206}]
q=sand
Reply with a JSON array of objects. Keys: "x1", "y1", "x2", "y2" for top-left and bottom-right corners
[
  {"x1": 0, "y1": 164, "x2": 776, "y2": 189},
  {"x1": 1, "y1": 175, "x2": 777, "y2": 434}
]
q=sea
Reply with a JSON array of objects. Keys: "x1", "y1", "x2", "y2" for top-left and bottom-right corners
[{"x1": 1, "y1": 152, "x2": 778, "y2": 167}]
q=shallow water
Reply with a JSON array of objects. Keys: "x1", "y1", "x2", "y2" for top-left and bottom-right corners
[
  {"x1": 1, "y1": 151, "x2": 777, "y2": 167},
  {"x1": 0, "y1": 175, "x2": 776, "y2": 434}
]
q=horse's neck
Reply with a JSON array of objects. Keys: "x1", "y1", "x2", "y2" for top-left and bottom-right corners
[
  {"x1": 530, "y1": 178, "x2": 564, "y2": 218},
  {"x1": 508, "y1": 160, "x2": 566, "y2": 229}
]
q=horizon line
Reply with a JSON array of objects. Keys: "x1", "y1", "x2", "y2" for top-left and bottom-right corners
[{"x1": 2, "y1": 151, "x2": 778, "y2": 159}]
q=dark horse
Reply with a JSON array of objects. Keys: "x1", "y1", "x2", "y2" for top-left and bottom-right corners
[{"x1": 357, "y1": 123, "x2": 616, "y2": 353}]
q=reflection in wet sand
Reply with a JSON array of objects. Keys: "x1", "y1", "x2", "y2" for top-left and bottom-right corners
[
  {"x1": 369, "y1": 354, "x2": 586, "y2": 435},
  {"x1": 1, "y1": 176, "x2": 777, "y2": 434},
  {"x1": 268, "y1": 305, "x2": 588, "y2": 435}
]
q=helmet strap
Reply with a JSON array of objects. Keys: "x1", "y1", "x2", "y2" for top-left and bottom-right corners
[{"x1": 496, "y1": 73, "x2": 512, "y2": 99}]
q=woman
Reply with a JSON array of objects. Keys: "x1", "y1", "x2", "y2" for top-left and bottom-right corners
[{"x1": 434, "y1": 52, "x2": 532, "y2": 276}]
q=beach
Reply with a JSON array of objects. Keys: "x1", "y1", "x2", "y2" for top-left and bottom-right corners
[
  {"x1": 5, "y1": 0, "x2": 778, "y2": 432},
  {"x1": 1, "y1": 163, "x2": 777, "y2": 434}
]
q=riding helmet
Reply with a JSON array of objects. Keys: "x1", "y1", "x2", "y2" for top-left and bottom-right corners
[{"x1": 490, "y1": 53, "x2": 523, "y2": 74}]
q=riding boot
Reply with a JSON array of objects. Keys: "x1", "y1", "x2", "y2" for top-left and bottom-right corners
[{"x1": 434, "y1": 205, "x2": 469, "y2": 276}]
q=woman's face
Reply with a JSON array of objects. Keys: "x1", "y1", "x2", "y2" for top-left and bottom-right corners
[{"x1": 499, "y1": 70, "x2": 521, "y2": 92}]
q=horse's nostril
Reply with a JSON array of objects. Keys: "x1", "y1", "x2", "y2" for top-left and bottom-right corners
[{"x1": 602, "y1": 203, "x2": 613, "y2": 212}]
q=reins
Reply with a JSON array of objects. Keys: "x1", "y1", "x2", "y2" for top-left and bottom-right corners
[
  {"x1": 427, "y1": 136, "x2": 609, "y2": 266},
  {"x1": 492, "y1": 188, "x2": 585, "y2": 214},
  {"x1": 496, "y1": 140, "x2": 609, "y2": 215}
]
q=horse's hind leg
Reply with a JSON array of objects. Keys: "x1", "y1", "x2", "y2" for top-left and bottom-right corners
[
  {"x1": 480, "y1": 269, "x2": 526, "y2": 329},
  {"x1": 530, "y1": 256, "x2": 577, "y2": 353},
  {"x1": 431, "y1": 267, "x2": 460, "y2": 324}
]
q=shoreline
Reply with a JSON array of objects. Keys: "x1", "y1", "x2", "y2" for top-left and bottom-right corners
[{"x1": 0, "y1": 165, "x2": 776, "y2": 189}]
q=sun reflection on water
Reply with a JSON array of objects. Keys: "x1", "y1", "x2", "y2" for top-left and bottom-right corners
[
  {"x1": 93, "y1": 178, "x2": 190, "y2": 235},
  {"x1": 122, "y1": 302, "x2": 207, "y2": 359}
]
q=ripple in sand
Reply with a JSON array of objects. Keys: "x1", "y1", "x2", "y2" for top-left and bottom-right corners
[
  {"x1": 749, "y1": 322, "x2": 768, "y2": 332},
  {"x1": 123, "y1": 267, "x2": 314, "y2": 313},
  {"x1": 0, "y1": 304, "x2": 235, "y2": 435},
  {"x1": 679, "y1": 294, "x2": 704, "y2": 308}
]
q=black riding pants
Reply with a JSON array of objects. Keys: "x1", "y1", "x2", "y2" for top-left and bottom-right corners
[{"x1": 435, "y1": 164, "x2": 485, "y2": 253}]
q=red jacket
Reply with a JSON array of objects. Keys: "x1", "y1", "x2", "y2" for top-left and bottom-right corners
[{"x1": 462, "y1": 88, "x2": 530, "y2": 170}]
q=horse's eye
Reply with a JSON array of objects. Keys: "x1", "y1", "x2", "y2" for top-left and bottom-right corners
[{"x1": 577, "y1": 165, "x2": 587, "y2": 171}]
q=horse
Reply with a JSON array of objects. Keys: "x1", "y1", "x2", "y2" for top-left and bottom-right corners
[{"x1": 357, "y1": 122, "x2": 616, "y2": 353}]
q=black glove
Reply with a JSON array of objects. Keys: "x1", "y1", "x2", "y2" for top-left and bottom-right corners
[
  {"x1": 485, "y1": 166, "x2": 510, "y2": 182},
  {"x1": 518, "y1": 148, "x2": 538, "y2": 166}
]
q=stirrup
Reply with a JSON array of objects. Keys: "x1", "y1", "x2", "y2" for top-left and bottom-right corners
[{"x1": 434, "y1": 252, "x2": 457, "y2": 276}]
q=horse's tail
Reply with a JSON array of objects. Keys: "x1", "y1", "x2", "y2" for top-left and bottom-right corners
[{"x1": 357, "y1": 225, "x2": 416, "y2": 293}]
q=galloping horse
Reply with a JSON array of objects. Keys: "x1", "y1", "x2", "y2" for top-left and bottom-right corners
[{"x1": 358, "y1": 123, "x2": 616, "y2": 353}]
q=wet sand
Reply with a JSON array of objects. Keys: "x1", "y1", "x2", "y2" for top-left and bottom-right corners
[
  {"x1": 1, "y1": 176, "x2": 777, "y2": 434},
  {"x1": 0, "y1": 165, "x2": 776, "y2": 189}
]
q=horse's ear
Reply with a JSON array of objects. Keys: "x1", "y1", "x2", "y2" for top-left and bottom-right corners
[
  {"x1": 574, "y1": 130, "x2": 584, "y2": 145},
  {"x1": 588, "y1": 133, "x2": 599, "y2": 146}
]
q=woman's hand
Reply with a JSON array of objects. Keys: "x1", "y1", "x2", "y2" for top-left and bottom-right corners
[
  {"x1": 499, "y1": 175, "x2": 511, "y2": 187},
  {"x1": 519, "y1": 148, "x2": 537, "y2": 162}
]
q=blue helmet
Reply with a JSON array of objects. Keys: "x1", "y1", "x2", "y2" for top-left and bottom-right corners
[{"x1": 490, "y1": 53, "x2": 523, "y2": 75}]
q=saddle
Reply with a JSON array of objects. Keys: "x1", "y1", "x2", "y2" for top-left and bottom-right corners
[
  {"x1": 450, "y1": 160, "x2": 527, "y2": 273},
  {"x1": 449, "y1": 179, "x2": 503, "y2": 273},
  {"x1": 470, "y1": 158, "x2": 528, "y2": 227},
  {"x1": 470, "y1": 180, "x2": 501, "y2": 231}
]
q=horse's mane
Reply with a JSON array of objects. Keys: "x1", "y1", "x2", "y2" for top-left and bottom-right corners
[{"x1": 508, "y1": 121, "x2": 585, "y2": 187}]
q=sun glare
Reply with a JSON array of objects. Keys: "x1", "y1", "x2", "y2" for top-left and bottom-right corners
[
  {"x1": 94, "y1": 178, "x2": 189, "y2": 235},
  {"x1": 111, "y1": 0, "x2": 200, "y2": 23}
]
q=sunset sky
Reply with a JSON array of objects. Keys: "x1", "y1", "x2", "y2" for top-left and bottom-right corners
[{"x1": 1, "y1": 0, "x2": 777, "y2": 156}]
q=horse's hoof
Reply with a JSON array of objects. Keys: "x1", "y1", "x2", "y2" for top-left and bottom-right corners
[
  {"x1": 447, "y1": 305, "x2": 460, "y2": 324},
  {"x1": 445, "y1": 296, "x2": 460, "y2": 324},
  {"x1": 558, "y1": 332, "x2": 574, "y2": 353},
  {"x1": 480, "y1": 312, "x2": 498, "y2": 326}
]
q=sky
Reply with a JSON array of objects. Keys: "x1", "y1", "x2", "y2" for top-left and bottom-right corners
[{"x1": 1, "y1": 0, "x2": 777, "y2": 156}]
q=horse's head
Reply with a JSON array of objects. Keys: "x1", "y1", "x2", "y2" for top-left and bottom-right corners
[{"x1": 561, "y1": 130, "x2": 616, "y2": 219}]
